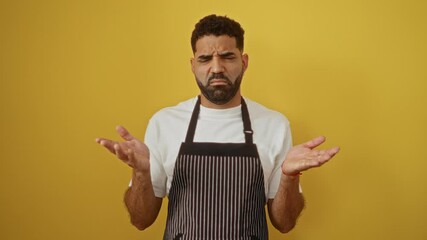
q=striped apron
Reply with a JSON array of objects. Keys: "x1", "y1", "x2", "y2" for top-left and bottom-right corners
[{"x1": 164, "y1": 96, "x2": 268, "y2": 240}]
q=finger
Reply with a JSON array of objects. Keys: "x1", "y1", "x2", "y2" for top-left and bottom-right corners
[
  {"x1": 302, "y1": 136, "x2": 326, "y2": 149},
  {"x1": 306, "y1": 155, "x2": 331, "y2": 168},
  {"x1": 126, "y1": 148, "x2": 136, "y2": 168},
  {"x1": 96, "y1": 138, "x2": 117, "y2": 154},
  {"x1": 327, "y1": 147, "x2": 340, "y2": 158},
  {"x1": 116, "y1": 125, "x2": 135, "y2": 141},
  {"x1": 317, "y1": 147, "x2": 340, "y2": 162},
  {"x1": 306, "y1": 136, "x2": 326, "y2": 149},
  {"x1": 114, "y1": 143, "x2": 129, "y2": 161}
]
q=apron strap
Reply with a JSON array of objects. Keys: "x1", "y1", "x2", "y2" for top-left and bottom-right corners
[
  {"x1": 241, "y1": 97, "x2": 254, "y2": 144},
  {"x1": 185, "y1": 96, "x2": 254, "y2": 144},
  {"x1": 185, "y1": 96, "x2": 201, "y2": 143}
]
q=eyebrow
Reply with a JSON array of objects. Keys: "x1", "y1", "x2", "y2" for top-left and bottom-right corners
[
  {"x1": 197, "y1": 52, "x2": 236, "y2": 60},
  {"x1": 218, "y1": 52, "x2": 236, "y2": 58}
]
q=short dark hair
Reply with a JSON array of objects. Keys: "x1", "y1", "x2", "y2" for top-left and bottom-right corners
[{"x1": 191, "y1": 14, "x2": 245, "y2": 53}]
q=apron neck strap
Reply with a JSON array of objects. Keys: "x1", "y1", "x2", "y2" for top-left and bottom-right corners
[
  {"x1": 241, "y1": 97, "x2": 254, "y2": 144},
  {"x1": 185, "y1": 96, "x2": 254, "y2": 144},
  {"x1": 185, "y1": 96, "x2": 201, "y2": 143}
]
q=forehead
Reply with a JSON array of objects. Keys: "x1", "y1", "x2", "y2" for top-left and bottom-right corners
[{"x1": 194, "y1": 35, "x2": 239, "y2": 55}]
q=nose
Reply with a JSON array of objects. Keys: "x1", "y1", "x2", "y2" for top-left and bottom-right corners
[{"x1": 211, "y1": 56, "x2": 225, "y2": 73}]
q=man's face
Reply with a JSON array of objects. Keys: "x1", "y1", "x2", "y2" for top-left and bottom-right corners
[{"x1": 191, "y1": 35, "x2": 248, "y2": 105}]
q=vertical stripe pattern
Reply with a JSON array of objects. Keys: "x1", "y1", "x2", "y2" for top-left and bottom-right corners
[
  {"x1": 165, "y1": 151, "x2": 268, "y2": 240},
  {"x1": 164, "y1": 97, "x2": 267, "y2": 239}
]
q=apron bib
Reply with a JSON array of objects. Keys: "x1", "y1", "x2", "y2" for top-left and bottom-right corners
[{"x1": 164, "y1": 97, "x2": 268, "y2": 240}]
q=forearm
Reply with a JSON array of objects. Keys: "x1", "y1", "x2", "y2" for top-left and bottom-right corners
[
  {"x1": 124, "y1": 168, "x2": 162, "y2": 230},
  {"x1": 268, "y1": 174, "x2": 305, "y2": 233}
]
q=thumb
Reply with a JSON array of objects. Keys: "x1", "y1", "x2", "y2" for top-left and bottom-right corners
[
  {"x1": 116, "y1": 125, "x2": 135, "y2": 141},
  {"x1": 301, "y1": 136, "x2": 326, "y2": 149}
]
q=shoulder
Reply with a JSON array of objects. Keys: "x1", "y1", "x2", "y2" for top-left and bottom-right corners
[
  {"x1": 150, "y1": 97, "x2": 197, "y2": 123},
  {"x1": 244, "y1": 98, "x2": 290, "y2": 126},
  {"x1": 145, "y1": 97, "x2": 197, "y2": 142}
]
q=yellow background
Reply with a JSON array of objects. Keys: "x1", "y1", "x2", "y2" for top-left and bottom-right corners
[{"x1": 1, "y1": 0, "x2": 426, "y2": 239}]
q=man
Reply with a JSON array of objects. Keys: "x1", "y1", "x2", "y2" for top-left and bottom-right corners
[{"x1": 96, "y1": 14, "x2": 340, "y2": 240}]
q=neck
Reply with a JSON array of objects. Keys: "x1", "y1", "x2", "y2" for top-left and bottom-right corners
[{"x1": 200, "y1": 91, "x2": 242, "y2": 109}]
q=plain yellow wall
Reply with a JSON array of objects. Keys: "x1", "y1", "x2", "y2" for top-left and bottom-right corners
[{"x1": 1, "y1": 0, "x2": 426, "y2": 239}]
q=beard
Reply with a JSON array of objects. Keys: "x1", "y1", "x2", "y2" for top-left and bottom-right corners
[{"x1": 196, "y1": 72, "x2": 243, "y2": 105}]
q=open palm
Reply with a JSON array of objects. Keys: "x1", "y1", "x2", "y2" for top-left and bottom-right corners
[
  {"x1": 282, "y1": 136, "x2": 340, "y2": 176},
  {"x1": 96, "y1": 126, "x2": 150, "y2": 172}
]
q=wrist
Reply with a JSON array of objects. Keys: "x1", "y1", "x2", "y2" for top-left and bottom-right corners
[
  {"x1": 281, "y1": 165, "x2": 301, "y2": 177},
  {"x1": 282, "y1": 171, "x2": 301, "y2": 177},
  {"x1": 132, "y1": 168, "x2": 150, "y2": 179},
  {"x1": 282, "y1": 173, "x2": 300, "y2": 182}
]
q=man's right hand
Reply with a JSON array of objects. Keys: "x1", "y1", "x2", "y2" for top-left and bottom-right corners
[
  {"x1": 96, "y1": 125, "x2": 150, "y2": 172},
  {"x1": 97, "y1": 126, "x2": 161, "y2": 231}
]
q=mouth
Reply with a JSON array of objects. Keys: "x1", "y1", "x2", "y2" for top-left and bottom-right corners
[{"x1": 209, "y1": 78, "x2": 229, "y2": 86}]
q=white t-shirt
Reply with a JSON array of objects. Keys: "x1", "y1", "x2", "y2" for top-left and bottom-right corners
[{"x1": 144, "y1": 97, "x2": 293, "y2": 200}]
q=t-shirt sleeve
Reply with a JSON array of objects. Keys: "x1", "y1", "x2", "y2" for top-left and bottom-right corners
[
  {"x1": 144, "y1": 117, "x2": 167, "y2": 198},
  {"x1": 267, "y1": 120, "x2": 294, "y2": 199}
]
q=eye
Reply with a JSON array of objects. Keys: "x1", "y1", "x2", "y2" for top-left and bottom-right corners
[
  {"x1": 220, "y1": 53, "x2": 236, "y2": 60},
  {"x1": 197, "y1": 55, "x2": 212, "y2": 63}
]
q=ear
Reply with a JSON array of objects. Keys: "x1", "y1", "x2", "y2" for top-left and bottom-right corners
[{"x1": 242, "y1": 53, "x2": 249, "y2": 73}]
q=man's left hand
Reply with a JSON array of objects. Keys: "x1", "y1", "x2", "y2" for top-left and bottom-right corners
[{"x1": 282, "y1": 136, "x2": 340, "y2": 176}]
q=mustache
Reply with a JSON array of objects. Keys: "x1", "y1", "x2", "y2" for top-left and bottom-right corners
[{"x1": 208, "y1": 73, "x2": 230, "y2": 83}]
